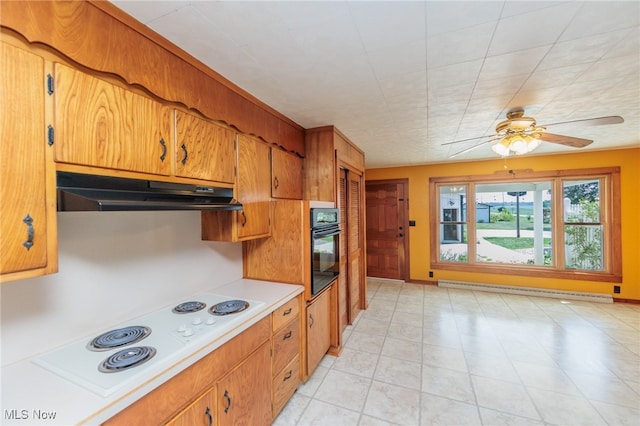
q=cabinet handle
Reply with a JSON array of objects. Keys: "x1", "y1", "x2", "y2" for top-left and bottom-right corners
[
  {"x1": 204, "y1": 407, "x2": 213, "y2": 426},
  {"x1": 283, "y1": 308, "x2": 292, "y2": 316},
  {"x1": 159, "y1": 138, "x2": 167, "y2": 162},
  {"x1": 181, "y1": 143, "x2": 188, "y2": 165},
  {"x1": 283, "y1": 330, "x2": 292, "y2": 340},
  {"x1": 22, "y1": 214, "x2": 34, "y2": 251},
  {"x1": 309, "y1": 313, "x2": 314, "y2": 328},
  {"x1": 223, "y1": 390, "x2": 231, "y2": 414},
  {"x1": 273, "y1": 176, "x2": 279, "y2": 189},
  {"x1": 240, "y1": 211, "x2": 247, "y2": 227},
  {"x1": 283, "y1": 370, "x2": 293, "y2": 381}
]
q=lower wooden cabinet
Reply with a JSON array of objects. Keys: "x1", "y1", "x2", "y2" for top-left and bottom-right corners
[
  {"x1": 166, "y1": 388, "x2": 215, "y2": 426},
  {"x1": 271, "y1": 296, "x2": 302, "y2": 417},
  {"x1": 217, "y1": 341, "x2": 272, "y2": 426},
  {"x1": 306, "y1": 286, "x2": 331, "y2": 378},
  {"x1": 104, "y1": 295, "x2": 304, "y2": 426}
]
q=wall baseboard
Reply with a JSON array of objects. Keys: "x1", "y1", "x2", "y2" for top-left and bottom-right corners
[{"x1": 438, "y1": 280, "x2": 613, "y2": 303}]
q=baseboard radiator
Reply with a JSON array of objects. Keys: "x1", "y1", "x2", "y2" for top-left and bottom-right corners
[{"x1": 437, "y1": 280, "x2": 613, "y2": 303}]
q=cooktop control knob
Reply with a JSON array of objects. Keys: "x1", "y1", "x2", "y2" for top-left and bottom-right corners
[
  {"x1": 192, "y1": 317, "x2": 202, "y2": 325},
  {"x1": 206, "y1": 317, "x2": 216, "y2": 325},
  {"x1": 178, "y1": 324, "x2": 186, "y2": 332},
  {"x1": 183, "y1": 328, "x2": 193, "y2": 337}
]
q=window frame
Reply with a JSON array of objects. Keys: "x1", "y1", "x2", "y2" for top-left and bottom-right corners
[{"x1": 429, "y1": 167, "x2": 622, "y2": 283}]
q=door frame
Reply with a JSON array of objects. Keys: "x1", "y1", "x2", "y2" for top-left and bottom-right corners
[{"x1": 365, "y1": 178, "x2": 410, "y2": 282}]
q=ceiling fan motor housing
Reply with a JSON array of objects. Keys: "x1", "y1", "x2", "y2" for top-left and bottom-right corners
[{"x1": 496, "y1": 109, "x2": 538, "y2": 133}]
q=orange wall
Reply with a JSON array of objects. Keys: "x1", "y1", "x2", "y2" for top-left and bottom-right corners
[{"x1": 366, "y1": 148, "x2": 640, "y2": 301}]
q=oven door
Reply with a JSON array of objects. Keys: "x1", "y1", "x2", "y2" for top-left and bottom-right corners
[{"x1": 311, "y1": 225, "x2": 340, "y2": 297}]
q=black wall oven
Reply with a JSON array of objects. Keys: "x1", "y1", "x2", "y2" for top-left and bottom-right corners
[{"x1": 310, "y1": 208, "x2": 341, "y2": 298}]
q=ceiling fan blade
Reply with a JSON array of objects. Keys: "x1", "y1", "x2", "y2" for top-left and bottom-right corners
[
  {"x1": 538, "y1": 132, "x2": 593, "y2": 148},
  {"x1": 542, "y1": 115, "x2": 624, "y2": 129},
  {"x1": 441, "y1": 133, "x2": 498, "y2": 146},
  {"x1": 448, "y1": 137, "x2": 500, "y2": 158}
]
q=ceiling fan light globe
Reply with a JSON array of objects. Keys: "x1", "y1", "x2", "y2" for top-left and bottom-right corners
[
  {"x1": 510, "y1": 137, "x2": 528, "y2": 154},
  {"x1": 527, "y1": 137, "x2": 541, "y2": 152},
  {"x1": 492, "y1": 139, "x2": 511, "y2": 156}
]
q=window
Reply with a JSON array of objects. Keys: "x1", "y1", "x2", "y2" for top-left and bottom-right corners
[{"x1": 429, "y1": 167, "x2": 621, "y2": 282}]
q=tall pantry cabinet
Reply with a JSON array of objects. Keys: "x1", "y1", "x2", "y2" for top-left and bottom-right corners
[{"x1": 304, "y1": 126, "x2": 367, "y2": 339}]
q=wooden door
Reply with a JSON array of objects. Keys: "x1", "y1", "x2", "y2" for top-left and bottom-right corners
[
  {"x1": 271, "y1": 148, "x2": 302, "y2": 199},
  {"x1": 175, "y1": 110, "x2": 235, "y2": 183},
  {"x1": 236, "y1": 134, "x2": 271, "y2": 240},
  {"x1": 54, "y1": 63, "x2": 172, "y2": 175},
  {"x1": 217, "y1": 341, "x2": 271, "y2": 426},
  {"x1": 347, "y1": 170, "x2": 364, "y2": 321},
  {"x1": 306, "y1": 288, "x2": 331, "y2": 377},
  {"x1": 0, "y1": 43, "x2": 49, "y2": 275},
  {"x1": 365, "y1": 180, "x2": 408, "y2": 280},
  {"x1": 339, "y1": 168, "x2": 365, "y2": 325}
]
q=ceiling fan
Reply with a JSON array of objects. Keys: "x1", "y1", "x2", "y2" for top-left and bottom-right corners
[{"x1": 443, "y1": 108, "x2": 624, "y2": 158}]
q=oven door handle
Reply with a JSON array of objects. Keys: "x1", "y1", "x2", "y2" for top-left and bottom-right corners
[{"x1": 312, "y1": 227, "x2": 341, "y2": 238}]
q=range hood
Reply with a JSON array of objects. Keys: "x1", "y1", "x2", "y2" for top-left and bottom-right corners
[{"x1": 57, "y1": 171, "x2": 242, "y2": 212}]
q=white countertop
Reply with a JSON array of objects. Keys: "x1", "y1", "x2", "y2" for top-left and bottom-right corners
[{"x1": 1, "y1": 279, "x2": 303, "y2": 425}]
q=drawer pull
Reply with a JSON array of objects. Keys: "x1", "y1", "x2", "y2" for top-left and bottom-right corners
[
  {"x1": 283, "y1": 370, "x2": 293, "y2": 381},
  {"x1": 181, "y1": 143, "x2": 189, "y2": 165},
  {"x1": 283, "y1": 308, "x2": 292, "y2": 316},
  {"x1": 223, "y1": 390, "x2": 231, "y2": 413},
  {"x1": 205, "y1": 407, "x2": 213, "y2": 426},
  {"x1": 22, "y1": 214, "x2": 34, "y2": 251},
  {"x1": 283, "y1": 331, "x2": 292, "y2": 340}
]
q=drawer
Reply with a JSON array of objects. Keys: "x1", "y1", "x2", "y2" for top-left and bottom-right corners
[
  {"x1": 272, "y1": 355, "x2": 300, "y2": 417},
  {"x1": 272, "y1": 316, "x2": 299, "y2": 374},
  {"x1": 272, "y1": 296, "x2": 300, "y2": 331}
]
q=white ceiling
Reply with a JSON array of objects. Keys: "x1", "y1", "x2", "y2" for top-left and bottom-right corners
[{"x1": 111, "y1": 1, "x2": 640, "y2": 168}]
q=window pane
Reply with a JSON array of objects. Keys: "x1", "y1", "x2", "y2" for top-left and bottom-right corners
[
  {"x1": 440, "y1": 225, "x2": 468, "y2": 262},
  {"x1": 563, "y1": 180, "x2": 600, "y2": 223},
  {"x1": 475, "y1": 182, "x2": 552, "y2": 266},
  {"x1": 565, "y1": 224, "x2": 604, "y2": 270},
  {"x1": 439, "y1": 185, "x2": 467, "y2": 262}
]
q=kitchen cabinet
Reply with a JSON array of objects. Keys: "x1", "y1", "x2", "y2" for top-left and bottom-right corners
[
  {"x1": 217, "y1": 341, "x2": 272, "y2": 426},
  {"x1": 271, "y1": 147, "x2": 303, "y2": 199},
  {"x1": 304, "y1": 126, "x2": 366, "y2": 341},
  {"x1": 271, "y1": 296, "x2": 301, "y2": 416},
  {"x1": 306, "y1": 285, "x2": 332, "y2": 378},
  {"x1": 166, "y1": 388, "x2": 216, "y2": 426},
  {"x1": 174, "y1": 110, "x2": 236, "y2": 184},
  {"x1": 53, "y1": 63, "x2": 173, "y2": 176},
  {"x1": 202, "y1": 134, "x2": 271, "y2": 242},
  {"x1": 104, "y1": 316, "x2": 271, "y2": 425},
  {"x1": 0, "y1": 42, "x2": 57, "y2": 282}
]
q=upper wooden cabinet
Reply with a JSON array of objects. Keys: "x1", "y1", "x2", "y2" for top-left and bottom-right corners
[
  {"x1": 53, "y1": 63, "x2": 173, "y2": 176},
  {"x1": 304, "y1": 126, "x2": 365, "y2": 202},
  {"x1": 202, "y1": 134, "x2": 271, "y2": 242},
  {"x1": 174, "y1": 110, "x2": 236, "y2": 184},
  {"x1": 0, "y1": 42, "x2": 56, "y2": 282},
  {"x1": 271, "y1": 148, "x2": 302, "y2": 199}
]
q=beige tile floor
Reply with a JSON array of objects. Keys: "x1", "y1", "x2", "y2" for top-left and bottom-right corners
[{"x1": 274, "y1": 278, "x2": 640, "y2": 426}]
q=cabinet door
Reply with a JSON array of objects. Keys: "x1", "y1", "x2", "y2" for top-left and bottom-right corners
[
  {"x1": 175, "y1": 110, "x2": 235, "y2": 183},
  {"x1": 236, "y1": 134, "x2": 271, "y2": 240},
  {"x1": 167, "y1": 388, "x2": 216, "y2": 426},
  {"x1": 0, "y1": 43, "x2": 49, "y2": 277},
  {"x1": 271, "y1": 148, "x2": 302, "y2": 199},
  {"x1": 54, "y1": 63, "x2": 172, "y2": 175},
  {"x1": 306, "y1": 288, "x2": 331, "y2": 376},
  {"x1": 217, "y1": 341, "x2": 272, "y2": 426}
]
